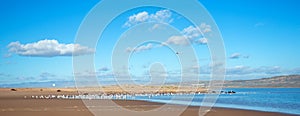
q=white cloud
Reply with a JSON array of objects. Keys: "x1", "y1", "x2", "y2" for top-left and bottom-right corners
[
  {"x1": 229, "y1": 53, "x2": 241, "y2": 59},
  {"x1": 149, "y1": 24, "x2": 163, "y2": 31},
  {"x1": 99, "y1": 67, "x2": 109, "y2": 72},
  {"x1": 124, "y1": 11, "x2": 149, "y2": 27},
  {"x1": 151, "y1": 24, "x2": 160, "y2": 30},
  {"x1": 126, "y1": 43, "x2": 153, "y2": 53},
  {"x1": 181, "y1": 23, "x2": 211, "y2": 39},
  {"x1": 124, "y1": 10, "x2": 173, "y2": 27},
  {"x1": 181, "y1": 26, "x2": 202, "y2": 40},
  {"x1": 165, "y1": 36, "x2": 189, "y2": 46},
  {"x1": 189, "y1": 63, "x2": 286, "y2": 77},
  {"x1": 229, "y1": 53, "x2": 250, "y2": 59},
  {"x1": 197, "y1": 38, "x2": 208, "y2": 44},
  {"x1": 149, "y1": 9, "x2": 173, "y2": 23},
  {"x1": 39, "y1": 72, "x2": 56, "y2": 80},
  {"x1": 226, "y1": 65, "x2": 282, "y2": 75},
  {"x1": 227, "y1": 65, "x2": 251, "y2": 75},
  {"x1": 125, "y1": 10, "x2": 211, "y2": 46},
  {"x1": 255, "y1": 66, "x2": 282, "y2": 74},
  {"x1": 162, "y1": 23, "x2": 211, "y2": 46},
  {"x1": 200, "y1": 23, "x2": 212, "y2": 33},
  {"x1": 7, "y1": 39, "x2": 94, "y2": 57}
]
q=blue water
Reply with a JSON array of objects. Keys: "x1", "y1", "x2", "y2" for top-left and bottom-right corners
[{"x1": 135, "y1": 88, "x2": 300, "y2": 115}]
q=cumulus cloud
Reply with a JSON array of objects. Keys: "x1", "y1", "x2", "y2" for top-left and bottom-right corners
[
  {"x1": 149, "y1": 9, "x2": 173, "y2": 23},
  {"x1": 181, "y1": 23, "x2": 211, "y2": 39},
  {"x1": 7, "y1": 39, "x2": 94, "y2": 57},
  {"x1": 124, "y1": 10, "x2": 173, "y2": 27},
  {"x1": 197, "y1": 38, "x2": 208, "y2": 44},
  {"x1": 199, "y1": 23, "x2": 212, "y2": 33},
  {"x1": 182, "y1": 23, "x2": 210, "y2": 35},
  {"x1": 164, "y1": 23, "x2": 212, "y2": 46},
  {"x1": 124, "y1": 11, "x2": 149, "y2": 27},
  {"x1": 165, "y1": 36, "x2": 190, "y2": 46},
  {"x1": 181, "y1": 26, "x2": 202, "y2": 40},
  {"x1": 125, "y1": 10, "x2": 211, "y2": 47},
  {"x1": 126, "y1": 43, "x2": 153, "y2": 53}
]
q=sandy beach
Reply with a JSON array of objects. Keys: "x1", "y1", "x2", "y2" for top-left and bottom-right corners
[{"x1": 0, "y1": 88, "x2": 295, "y2": 116}]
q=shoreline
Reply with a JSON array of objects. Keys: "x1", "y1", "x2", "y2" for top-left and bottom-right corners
[
  {"x1": 0, "y1": 99, "x2": 294, "y2": 116},
  {"x1": 224, "y1": 87, "x2": 300, "y2": 88},
  {"x1": 134, "y1": 99, "x2": 297, "y2": 116},
  {"x1": 0, "y1": 88, "x2": 297, "y2": 116},
  {"x1": 129, "y1": 99, "x2": 296, "y2": 116}
]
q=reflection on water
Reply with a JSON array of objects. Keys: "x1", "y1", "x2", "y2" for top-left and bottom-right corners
[{"x1": 137, "y1": 88, "x2": 300, "y2": 115}]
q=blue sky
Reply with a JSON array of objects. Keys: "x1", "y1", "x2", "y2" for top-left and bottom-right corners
[{"x1": 0, "y1": 0, "x2": 300, "y2": 87}]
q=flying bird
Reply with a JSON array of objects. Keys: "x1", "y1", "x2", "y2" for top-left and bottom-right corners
[{"x1": 176, "y1": 52, "x2": 182, "y2": 55}]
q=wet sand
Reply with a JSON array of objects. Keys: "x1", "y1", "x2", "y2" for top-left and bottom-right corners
[{"x1": 0, "y1": 88, "x2": 295, "y2": 116}]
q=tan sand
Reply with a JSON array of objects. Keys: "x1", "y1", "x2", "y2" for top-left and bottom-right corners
[
  {"x1": 0, "y1": 88, "x2": 295, "y2": 116},
  {"x1": 0, "y1": 85, "x2": 207, "y2": 96}
]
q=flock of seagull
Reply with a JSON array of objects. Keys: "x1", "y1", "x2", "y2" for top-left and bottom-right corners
[
  {"x1": 24, "y1": 90, "x2": 236, "y2": 100},
  {"x1": 25, "y1": 92, "x2": 207, "y2": 100}
]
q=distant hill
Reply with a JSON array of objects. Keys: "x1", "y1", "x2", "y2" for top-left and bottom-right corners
[
  {"x1": 224, "y1": 75, "x2": 300, "y2": 88},
  {"x1": 1, "y1": 75, "x2": 299, "y2": 88}
]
